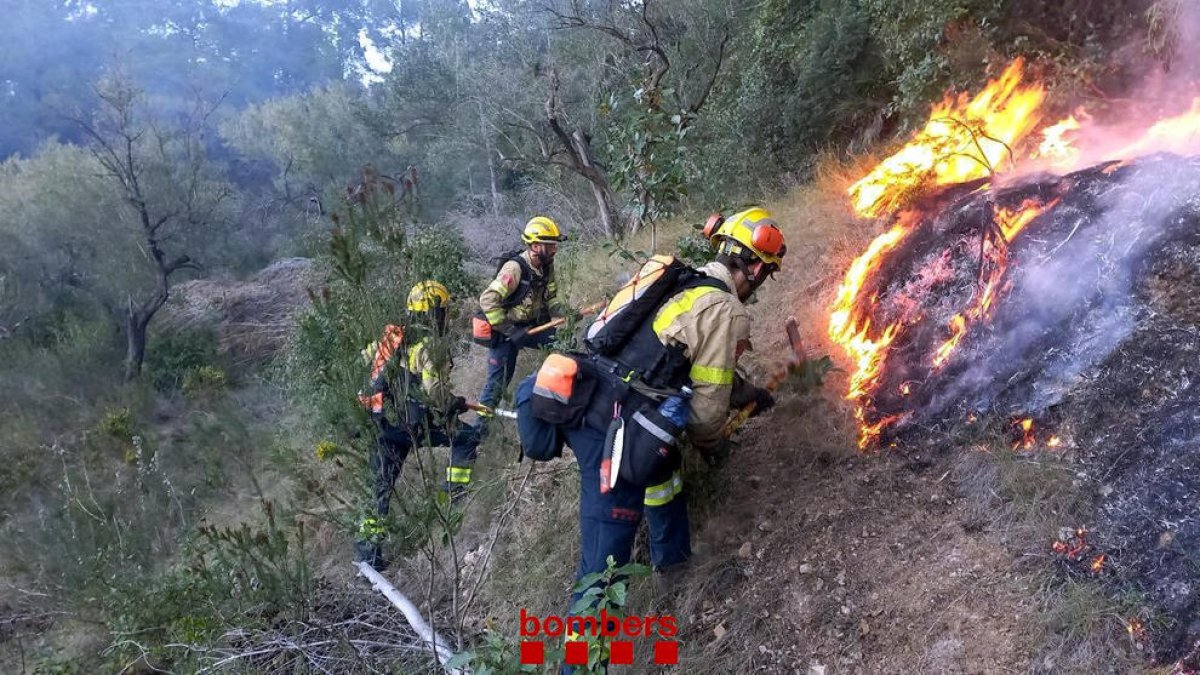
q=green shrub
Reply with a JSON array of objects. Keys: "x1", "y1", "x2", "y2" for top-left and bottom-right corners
[
  {"x1": 676, "y1": 229, "x2": 717, "y2": 267},
  {"x1": 98, "y1": 406, "x2": 136, "y2": 441},
  {"x1": 181, "y1": 365, "x2": 228, "y2": 397},
  {"x1": 146, "y1": 328, "x2": 221, "y2": 392}
]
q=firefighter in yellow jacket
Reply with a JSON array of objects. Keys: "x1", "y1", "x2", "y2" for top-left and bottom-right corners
[
  {"x1": 355, "y1": 280, "x2": 481, "y2": 570},
  {"x1": 559, "y1": 207, "x2": 785, "y2": 608},
  {"x1": 476, "y1": 216, "x2": 564, "y2": 408}
]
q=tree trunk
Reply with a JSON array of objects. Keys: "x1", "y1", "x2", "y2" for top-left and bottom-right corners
[
  {"x1": 570, "y1": 130, "x2": 618, "y2": 237},
  {"x1": 589, "y1": 181, "x2": 617, "y2": 238},
  {"x1": 124, "y1": 307, "x2": 150, "y2": 382}
]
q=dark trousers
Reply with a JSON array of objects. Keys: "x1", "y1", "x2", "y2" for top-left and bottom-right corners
[
  {"x1": 564, "y1": 425, "x2": 691, "y2": 610},
  {"x1": 370, "y1": 418, "x2": 481, "y2": 517},
  {"x1": 478, "y1": 328, "x2": 556, "y2": 408}
]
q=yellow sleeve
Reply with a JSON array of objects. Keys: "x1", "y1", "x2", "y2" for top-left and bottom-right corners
[
  {"x1": 408, "y1": 341, "x2": 455, "y2": 410},
  {"x1": 657, "y1": 295, "x2": 750, "y2": 448},
  {"x1": 478, "y1": 260, "x2": 523, "y2": 327}
]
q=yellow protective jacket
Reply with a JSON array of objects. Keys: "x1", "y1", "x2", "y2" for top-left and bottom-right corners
[
  {"x1": 406, "y1": 337, "x2": 456, "y2": 412},
  {"x1": 650, "y1": 261, "x2": 751, "y2": 449},
  {"x1": 478, "y1": 250, "x2": 557, "y2": 332}
]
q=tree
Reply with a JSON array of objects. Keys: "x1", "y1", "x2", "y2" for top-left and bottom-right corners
[{"x1": 71, "y1": 74, "x2": 232, "y2": 380}]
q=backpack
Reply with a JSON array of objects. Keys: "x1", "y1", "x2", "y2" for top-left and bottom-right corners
[
  {"x1": 584, "y1": 255, "x2": 697, "y2": 357},
  {"x1": 471, "y1": 250, "x2": 552, "y2": 346}
]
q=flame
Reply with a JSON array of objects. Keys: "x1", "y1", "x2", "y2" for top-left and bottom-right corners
[
  {"x1": 848, "y1": 59, "x2": 1046, "y2": 218},
  {"x1": 1052, "y1": 527, "x2": 1090, "y2": 560},
  {"x1": 1047, "y1": 435, "x2": 1062, "y2": 448},
  {"x1": 1090, "y1": 553, "x2": 1107, "y2": 573},
  {"x1": 1013, "y1": 417, "x2": 1036, "y2": 450},
  {"x1": 1033, "y1": 113, "x2": 1084, "y2": 167},
  {"x1": 829, "y1": 222, "x2": 912, "y2": 447}
]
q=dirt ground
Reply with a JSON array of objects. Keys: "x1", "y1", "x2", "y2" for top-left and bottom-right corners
[
  {"x1": 676, "y1": 408, "x2": 1039, "y2": 673},
  {"x1": 650, "y1": 192, "x2": 1147, "y2": 674}
]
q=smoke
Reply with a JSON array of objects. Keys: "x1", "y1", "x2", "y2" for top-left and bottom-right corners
[{"x1": 895, "y1": 154, "x2": 1200, "y2": 426}]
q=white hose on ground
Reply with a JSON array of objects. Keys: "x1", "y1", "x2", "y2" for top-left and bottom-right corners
[{"x1": 354, "y1": 561, "x2": 466, "y2": 674}]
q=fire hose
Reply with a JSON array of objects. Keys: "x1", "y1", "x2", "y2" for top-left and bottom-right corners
[{"x1": 722, "y1": 316, "x2": 806, "y2": 438}]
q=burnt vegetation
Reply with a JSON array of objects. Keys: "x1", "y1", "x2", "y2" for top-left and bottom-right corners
[{"x1": 857, "y1": 154, "x2": 1200, "y2": 660}]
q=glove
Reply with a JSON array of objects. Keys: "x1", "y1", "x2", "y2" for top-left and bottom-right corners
[
  {"x1": 448, "y1": 396, "x2": 469, "y2": 416},
  {"x1": 507, "y1": 326, "x2": 530, "y2": 348},
  {"x1": 748, "y1": 387, "x2": 775, "y2": 418},
  {"x1": 730, "y1": 380, "x2": 776, "y2": 417}
]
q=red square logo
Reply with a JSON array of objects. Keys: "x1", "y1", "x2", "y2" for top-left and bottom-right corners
[
  {"x1": 609, "y1": 640, "x2": 633, "y2": 665},
  {"x1": 564, "y1": 640, "x2": 589, "y2": 666},
  {"x1": 519, "y1": 640, "x2": 544, "y2": 665},
  {"x1": 654, "y1": 640, "x2": 679, "y2": 665}
]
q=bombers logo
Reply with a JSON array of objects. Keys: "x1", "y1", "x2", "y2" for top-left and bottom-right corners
[{"x1": 518, "y1": 609, "x2": 679, "y2": 666}]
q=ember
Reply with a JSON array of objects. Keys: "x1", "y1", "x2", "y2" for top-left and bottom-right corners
[
  {"x1": 1052, "y1": 527, "x2": 1089, "y2": 561},
  {"x1": 1012, "y1": 418, "x2": 1035, "y2": 451},
  {"x1": 1090, "y1": 553, "x2": 1107, "y2": 574}
]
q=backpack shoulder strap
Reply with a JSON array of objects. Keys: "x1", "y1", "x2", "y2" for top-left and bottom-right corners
[{"x1": 500, "y1": 252, "x2": 535, "y2": 309}]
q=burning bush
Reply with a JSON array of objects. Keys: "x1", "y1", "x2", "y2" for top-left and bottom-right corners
[{"x1": 826, "y1": 59, "x2": 1200, "y2": 661}]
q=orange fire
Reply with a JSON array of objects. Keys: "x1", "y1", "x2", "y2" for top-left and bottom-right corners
[
  {"x1": 1033, "y1": 113, "x2": 1084, "y2": 167},
  {"x1": 1052, "y1": 527, "x2": 1089, "y2": 560},
  {"x1": 830, "y1": 56, "x2": 1200, "y2": 449},
  {"x1": 1090, "y1": 553, "x2": 1107, "y2": 573},
  {"x1": 1013, "y1": 417, "x2": 1036, "y2": 450},
  {"x1": 848, "y1": 59, "x2": 1045, "y2": 218},
  {"x1": 1047, "y1": 435, "x2": 1062, "y2": 448},
  {"x1": 828, "y1": 220, "x2": 913, "y2": 447}
]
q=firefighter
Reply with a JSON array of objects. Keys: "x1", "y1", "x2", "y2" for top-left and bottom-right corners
[
  {"x1": 355, "y1": 280, "x2": 482, "y2": 570},
  {"x1": 564, "y1": 207, "x2": 785, "y2": 607},
  {"x1": 476, "y1": 216, "x2": 565, "y2": 408}
]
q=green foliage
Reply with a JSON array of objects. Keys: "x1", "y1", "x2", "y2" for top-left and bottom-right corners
[
  {"x1": 98, "y1": 406, "x2": 136, "y2": 441},
  {"x1": 676, "y1": 228, "x2": 718, "y2": 267},
  {"x1": 285, "y1": 167, "x2": 475, "y2": 559},
  {"x1": 145, "y1": 328, "x2": 221, "y2": 392},
  {"x1": 603, "y1": 87, "x2": 692, "y2": 229}
]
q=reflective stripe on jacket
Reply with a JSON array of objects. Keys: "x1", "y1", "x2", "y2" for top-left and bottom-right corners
[{"x1": 358, "y1": 324, "x2": 406, "y2": 414}]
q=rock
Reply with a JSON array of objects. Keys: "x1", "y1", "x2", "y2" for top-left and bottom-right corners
[
  {"x1": 738, "y1": 542, "x2": 753, "y2": 558},
  {"x1": 835, "y1": 570, "x2": 847, "y2": 586},
  {"x1": 758, "y1": 519, "x2": 774, "y2": 532},
  {"x1": 840, "y1": 605, "x2": 851, "y2": 615},
  {"x1": 859, "y1": 619, "x2": 871, "y2": 635},
  {"x1": 713, "y1": 623, "x2": 727, "y2": 640},
  {"x1": 809, "y1": 664, "x2": 827, "y2": 675},
  {"x1": 799, "y1": 563, "x2": 814, "y2": 575}
]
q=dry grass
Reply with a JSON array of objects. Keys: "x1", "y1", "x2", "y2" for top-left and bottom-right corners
[{"x1": 162, "y1": 257, "x2": 314, "y2": 367}]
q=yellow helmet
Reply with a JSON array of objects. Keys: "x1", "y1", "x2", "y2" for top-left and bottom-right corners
[
  {"x1": 706, "y1": 207, "x2": 787, "y2": 267},
  {"x1": 407, "y1": 280, "x2": 451, "y2": 313},
  {"x1": 522, "y1": 216, "x2": 566, "y2": 245}
]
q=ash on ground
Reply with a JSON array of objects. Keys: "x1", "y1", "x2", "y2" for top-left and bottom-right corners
[{"x1": 862, "y1": 154, "x2": 1200, "y2": 660}]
